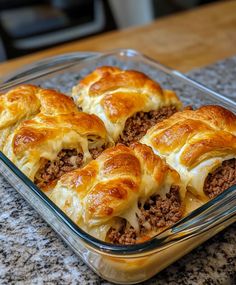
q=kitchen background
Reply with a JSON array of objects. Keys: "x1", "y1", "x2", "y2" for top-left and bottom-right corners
[{"x1": 0, "y1": 0, "x2": 228, "y2": 61}]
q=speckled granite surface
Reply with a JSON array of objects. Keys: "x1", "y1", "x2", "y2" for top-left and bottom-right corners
[{"x1": 0, "y1": 57, "x2": 236, "y2": 285}]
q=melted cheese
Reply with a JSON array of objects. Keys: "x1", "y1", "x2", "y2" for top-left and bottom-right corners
[
  {"x1": 120, "y1": 201, "x2": 141, "y2": 232},
  {"x1": 50, "y1": 185, "x2": 83, "y2": 223}
]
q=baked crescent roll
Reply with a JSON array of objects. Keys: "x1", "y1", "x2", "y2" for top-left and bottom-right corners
[
  {"x1": 49, "y1": 143, "x2": 185, "y2": 244},
  {"x1": 0, "y1": 84, "x2": 78, "y2": 150},
  {"x1": 72, "y1": 66, "x2": 182, "y2": 144},
  {"x1": 3, "y1": 111, "x2": 109, "y2": 189},
  {"x1": 141, "y1": 105, "x2": 236, "y2": 200},
  {"x1": 0, "y1": 85, "x2": 41, "y2": 150}
]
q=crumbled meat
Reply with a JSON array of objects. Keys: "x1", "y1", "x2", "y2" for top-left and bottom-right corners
[
  {"x1": 89, "y1": 145, "x2": 106, "y2": 159},
  {"x1": 139, "y1": 185, "x2": 182, "y2": 230},
  {"x1": 108, "y1": 221, "x2": 137, "y2": 245},
  {"x1": 183, "y1": 106, "x2": 193, "y2": 111},
  {"x1": 117, "y1": 106, "x2": 177, "y2": 146},
  {"x1": 35, "y1": 149, "x2": 83, "y2": 189},
  {"x1": 107, "y1": 186, "x2": 182, "y2": 245},
  {"x1": 204, "y1": 158, "x2": 236, "y2": 199}
]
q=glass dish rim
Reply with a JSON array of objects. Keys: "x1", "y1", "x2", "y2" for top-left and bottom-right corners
[
  {"x1": 0, "y1": 48, "x2": 235, "y2": 257},
  {"x1": 1, "y1": 48, "x2": 236, "y2": 109}
]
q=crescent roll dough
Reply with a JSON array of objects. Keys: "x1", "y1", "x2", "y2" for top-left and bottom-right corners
[
  {"x1": 0, "y1": 84, "x2": 78, "y2": 150},
  {"x1": 72, "y1": 66, "x2": 182, "y2": 143},
  {"x1": 3, "y1": 111, "x2": 109, "y2": 189},
  {"x1": 141, "y1": 105, "x2": 236, "y2": 201},
  {"x1": 49, "y1": 143, "x2": 185, "y2": 244}
]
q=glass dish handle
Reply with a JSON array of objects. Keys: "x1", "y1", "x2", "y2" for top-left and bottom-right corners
[
  {"x1": 1, "y1": 52, "x2": 100, "y2": 84},
  {"x1": 156, "y1": 185, "x2": 236, "y2": 245}
]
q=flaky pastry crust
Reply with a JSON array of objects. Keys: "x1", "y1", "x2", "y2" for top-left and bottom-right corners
[
  {"x1": 0, "y1": 84, "x2": 78, "y2": 150},
  {"x1": 3, "y1": 111, "x2": 109, "y2": 182},
  {"x1": 0, "y1": 84, "x2": 110, "y2": 180},
  {"x1": 72, "y1": 66, "x2": 182, "y2": 141},
  {"x1": 141, "y1": 105, "x2": 236, "y2": 200},
  {"x1": 49, "y1": 142, "x2": 185, "y2": 241}
]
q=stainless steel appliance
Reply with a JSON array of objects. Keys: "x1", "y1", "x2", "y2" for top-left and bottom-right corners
[{"x1": 0, "y1": 0, "x2": 115, "y2": 60}]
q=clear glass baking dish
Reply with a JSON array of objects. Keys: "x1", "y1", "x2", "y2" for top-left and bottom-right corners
[{"x1": 0, "y1": 49, "x2": 235, "y2": 284}]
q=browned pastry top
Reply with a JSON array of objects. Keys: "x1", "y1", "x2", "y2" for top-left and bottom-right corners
[
  {"x1": 0, "y1": 84, "x2": 78, "y2": 123},
  {"x1": 143, "y1": 105, "x2": 236, "y2": 168},
  {"x1": 141, "y1": 105, "x2": 236, "y2": 199},
  {"x1": 2, "y1": 85, "x2": 110, "y2": 182},
  {"x1": 12, "y1": 112, "x2": 107, "y2": 156},
  {"x1": 72, "y1": 66, "x2": 182, "y2": 141},
  {"x1": 50, "y1": 142, "x2": 184, "y2": 240},
  {"x1": 0, "y1": 85, "x2": 40, "y2": 129},
  {"x1": 79, "y1": 66, "x2": 163, "y2": 97},
  {"x1": 35, "y1": 87, "x2": 78, "y2": 115}
]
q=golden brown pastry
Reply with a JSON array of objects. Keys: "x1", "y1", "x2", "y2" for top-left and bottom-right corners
[
  {"x1": 0, "y1": 84, "x2": 78, "y2": 150},
  {"x1": 49, "y1": 143, "x2": 185, "y2": 244},
  {"x1": 34, "y1": 86, "x2": 78, "y2": 115},
  {"x1": 141, "y1": 105, "x2": 236, "y2": 200},
  {"x1": 72, "y1": 66, "x2": 182, "y2": 144},
  {"x1": 3, "y1": 111, "x2": 109, "y2": 189},
  {"x1": 0, "y1": 85, "x2": 40, "y2": 150}
]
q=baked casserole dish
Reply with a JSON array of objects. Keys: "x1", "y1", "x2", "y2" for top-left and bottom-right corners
[{"x1": 0, "y1": 49, "x2": 235, "y2": 284}]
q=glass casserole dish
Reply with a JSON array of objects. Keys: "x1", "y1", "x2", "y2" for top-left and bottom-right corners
[{"x1": 0, "y1": 49, "x2": 235, "y2": 284}]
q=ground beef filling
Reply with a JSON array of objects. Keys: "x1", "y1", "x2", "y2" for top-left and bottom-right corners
[
  {"x1": 34, "y1": 149, "x2": 83, "y2": 189},
  {"x1": 107, "y1": 186, "x2": 182, "y2": 245},
  {"x1": 89, "y1": 145, "x2": 106, "y2": 159},
  {"x1": 118, "y1": 106, "x2": 177, "y2": 146},
  {"x1": 204, "y1": 158, "x2": 236, "y2": 199}
]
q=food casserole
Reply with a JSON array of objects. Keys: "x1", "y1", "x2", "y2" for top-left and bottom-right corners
[{"x1": 0, "y1": 49, "x2": 235, "y2": 284}]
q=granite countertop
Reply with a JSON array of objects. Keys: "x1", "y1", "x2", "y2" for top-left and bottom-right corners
[{"x1": 0, "y1": 57, "x2": 236, "y2": 285}]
